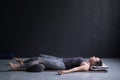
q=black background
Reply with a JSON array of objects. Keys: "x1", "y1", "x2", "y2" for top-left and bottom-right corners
[{"x1": 1, "y1": 0, "x2": 120, "y2": 58}]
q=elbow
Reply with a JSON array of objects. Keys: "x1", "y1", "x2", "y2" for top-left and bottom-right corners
[
  {"x1": 74, "y1": 68, "x2": 88, "y2": 72},
  {"x1": 73, "y1": 68, "x2": 79, "y2": 72},
  {"x1": 77, "y1": 67, "x2": 89, "y2": 72},
  {"x1": 83, "y1": 69, "x2": 89, "y2": 71},
  {"x1": 82, "y1": 68, "x2": 89, "y2": 71}
]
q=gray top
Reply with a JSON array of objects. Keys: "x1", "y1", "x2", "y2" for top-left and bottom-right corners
[{"x1": 63, "y1": 57, "x2": 86, "y2": 69}]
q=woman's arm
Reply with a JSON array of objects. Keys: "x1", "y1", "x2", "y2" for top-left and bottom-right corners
[{"x1": 58, "y1": 63, "x2": 90, "y2": 75}]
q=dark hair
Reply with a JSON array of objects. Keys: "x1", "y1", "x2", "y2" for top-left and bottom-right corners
[{"x1": 94, "y1": 59, "x2": 102, "y2": 66}]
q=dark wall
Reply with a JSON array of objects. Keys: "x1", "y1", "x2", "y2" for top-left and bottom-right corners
[{"x1": 1, "y1": 0, "x2": 120, "y2": 58}]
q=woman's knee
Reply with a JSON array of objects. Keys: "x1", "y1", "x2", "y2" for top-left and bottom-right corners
[{"x1": 26, "y1": 64, "x2": 45, "y2": 72}]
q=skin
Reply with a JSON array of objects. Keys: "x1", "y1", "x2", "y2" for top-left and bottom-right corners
[{"x1": 57, "y1": 56, "x2": 100, "y2": 75}]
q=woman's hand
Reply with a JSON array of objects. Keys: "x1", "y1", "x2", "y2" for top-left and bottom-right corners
[{"x1": 57, "y1": 70, "x2": 65, "y2": 75}]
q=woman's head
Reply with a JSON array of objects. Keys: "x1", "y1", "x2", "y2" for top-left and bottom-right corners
[{"x1": 89, "y1": 56, "x2": 102, "y2": 66}]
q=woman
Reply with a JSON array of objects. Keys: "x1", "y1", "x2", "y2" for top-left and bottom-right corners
[{"x1": 9, "y1": 54, "x2": 102, "y2": 75}]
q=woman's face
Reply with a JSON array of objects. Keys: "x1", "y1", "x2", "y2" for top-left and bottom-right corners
[{"x1": 89, "y1": 56, "x2": 100, "y2": 65}]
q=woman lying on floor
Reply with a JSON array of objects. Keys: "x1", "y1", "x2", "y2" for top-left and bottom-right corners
[{"x1": 9, "y1": 54, "x2": 102, "y2": 75}]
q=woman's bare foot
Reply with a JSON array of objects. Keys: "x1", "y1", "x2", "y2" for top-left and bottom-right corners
[
  {"x1": 14, "y1": 57, "x2": 24, "y2": 64},
  {"x1": 9, "y1": 62, "x2": 20, "y2": 70}
]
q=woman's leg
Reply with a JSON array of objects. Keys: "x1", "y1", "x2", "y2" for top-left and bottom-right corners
[
  {"x1": 14, "y1": 57, "x2": 39, "y2": 64},
  {"x1": 15, "y1": 54, "x2": 59, "y2": 64},
  {"x1": 24, "y1": 57, "x2": 40, "y2": 63},
  {"x1": 14, "y1": 57, "x2": 24, "y2": 64},
  {"x1": 41, "y1": 58, "x2": 66, "y2": 70},
  {"x1": 20, "y1": 59, "x2": 45, "y2": 70},
  {"x1": 15, "y1": 54, "x2": 59, "y2": 63},
  {"x1": 9, "y1": 61, "x2": 45, "y2": 71},
  {"x1": 39, "y1": 54, "x2": 59, "y2": 59},
  {"x1": 9, "y1": 62, "x2": 22, "y2": 70},
  {"x1": 14, "y1": 56, "x2": 66, "y2": 70},
  {"x1": 20, "y1": 57, "x2": 66, "y2": 70}
]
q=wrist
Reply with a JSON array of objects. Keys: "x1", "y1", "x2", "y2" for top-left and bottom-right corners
[{"x1": 63, "y1": 70, "x2": 67, "y2": 74}]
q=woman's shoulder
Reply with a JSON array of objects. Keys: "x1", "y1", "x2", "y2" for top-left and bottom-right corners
[{"x1": 81, "y1": 61, "x2": 90, "y2": 66}]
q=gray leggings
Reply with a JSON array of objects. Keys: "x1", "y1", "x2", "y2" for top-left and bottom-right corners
[{"x1": 20, "y1": 54, "x2": 66, "y2": 70}]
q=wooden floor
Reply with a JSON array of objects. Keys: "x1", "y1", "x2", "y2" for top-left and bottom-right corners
[{"x1": 0, "y1": 58, "x2": 120, "y2": 80}]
